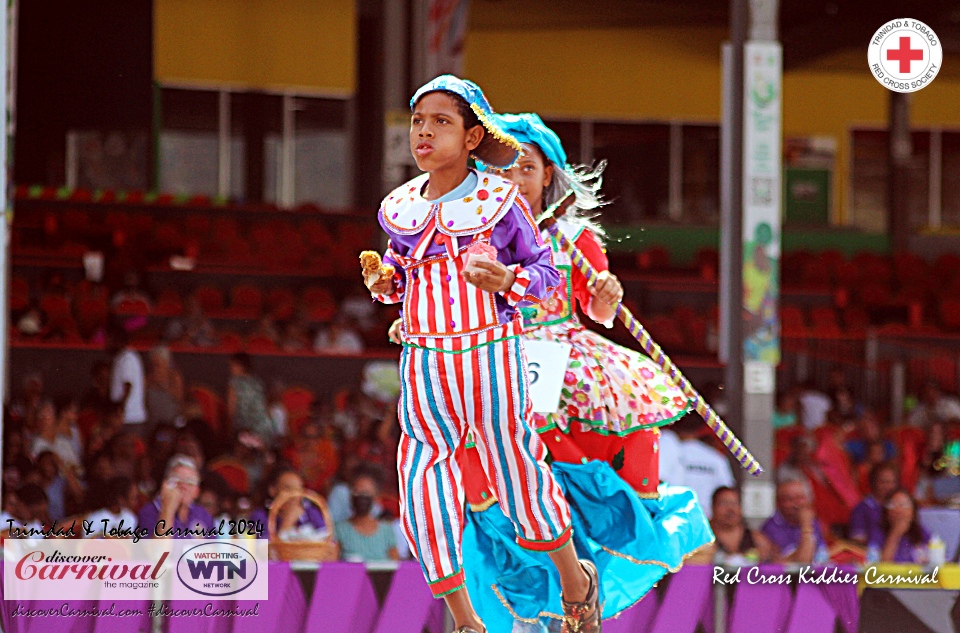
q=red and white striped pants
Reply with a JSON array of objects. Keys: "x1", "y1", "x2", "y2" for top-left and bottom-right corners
[{"x1": 397, "y1": 336, "x2": 573, "y2": 597}]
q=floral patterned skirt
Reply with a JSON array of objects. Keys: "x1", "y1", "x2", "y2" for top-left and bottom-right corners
[{"x1": 525, "y1": 320, "x2": 693, "y2": 436}]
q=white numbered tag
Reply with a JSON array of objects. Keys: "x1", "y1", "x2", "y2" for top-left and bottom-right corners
[{"x1": 524, "y1": 340, "x2": 573, "y2": 413}]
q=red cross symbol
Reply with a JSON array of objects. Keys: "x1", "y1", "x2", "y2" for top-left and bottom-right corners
[{"x1": 887, "y1": 36, "x2": 924, "y2": 73}]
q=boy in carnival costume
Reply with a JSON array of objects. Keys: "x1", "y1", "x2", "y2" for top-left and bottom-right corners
[
  {"x1": 363, "y1": 77, "x2": 602, "y2": 633},
  {"x1": 452, "y1": 114, "x2": 713, "y2": 632}
]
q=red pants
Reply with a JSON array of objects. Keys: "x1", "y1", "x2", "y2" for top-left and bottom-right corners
[{"x1": 539, "y1": 426, "x2": 662, "y2": 498}]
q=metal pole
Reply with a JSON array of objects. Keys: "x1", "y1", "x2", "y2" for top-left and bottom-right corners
[
  {"x1": 719, "y1": 0, "x2": 748, "y2": 439},
  {"x1": 1, "y1": 0, "x2": 16, "y2": 518}
]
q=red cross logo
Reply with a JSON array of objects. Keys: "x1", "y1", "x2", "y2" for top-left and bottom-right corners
[{"x1": 887, "y1": 36, "x2": 924, "y2": 73}]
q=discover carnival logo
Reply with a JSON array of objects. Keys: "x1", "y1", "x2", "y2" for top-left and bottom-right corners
[
  {"x1": 868, "y1": 19, "x2": 942, "y2": 93},
  {"x1": 176, "y1": 542, "x2": 259, "y2": 597},
  {"x1": 3, "y1": 539, "x2": 269, "y2": 601}
]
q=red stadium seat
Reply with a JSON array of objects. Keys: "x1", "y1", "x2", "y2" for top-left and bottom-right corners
[
  {"x1": 940, "y1": 297, "x2": 960, "y2": 330},
  {"x1": 189, "y1": 385, "x2": 223, "y2": 433},
  {"x1": 207, "y1": 457, "x2": 250, "y2": 494},
  {"x1": 217, "y1": 332, "x2": 244, "y2": 352},
  {"x1": 113, "y1": 298, "x2": 151, "y2": 316},
  {"x1": 154, "y1": 290, "x2": 184, "y2": 317},
  {"x1": 282, "y1": 386, "x2": 315, "y2": 420},
  {"x1": 230, "y1": 284, "x2": 263, "y2": 312},
  {"x1": 246, "y1": 334, "x2": 279, "y2": 353},
  {"x1": 194, "y1": 285, "x2": 224, "y2": 312}
]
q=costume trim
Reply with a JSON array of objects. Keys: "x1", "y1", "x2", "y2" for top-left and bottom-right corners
[
  {"x1": 428, "y1": 569, "x2": 467, "y2": 597},
  {"x1": 471, "y1": 103, "x2": 522, "y2": 169},
  {"x1": 501, "y1": 265, "x2": 532, "y2": 306},
  {"x1": 599, "y1": 537, "x2": 717, "y2": 574},
  {"x1": 468, "y1": 497, "x2": 498, "y2": 512},
  {"x1": 516, "y1": 524, "x2": 573, "y2": 552}
]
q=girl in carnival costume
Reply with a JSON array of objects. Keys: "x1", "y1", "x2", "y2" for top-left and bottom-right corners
[
  {"x1": 456, "y1": 113, "x2": 714, "y2": 632},
  {"x1": 365, "y1": 78, "x2": 604, "y2": 633}
]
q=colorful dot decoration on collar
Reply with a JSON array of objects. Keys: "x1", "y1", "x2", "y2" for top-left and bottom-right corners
[{"x1": 477, "y1": 190, "x2": 489, "y2": 201}]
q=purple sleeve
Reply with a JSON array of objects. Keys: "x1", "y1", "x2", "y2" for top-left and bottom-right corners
[
  {"x1": 249, "y1": 508, "x2": 269, "y2": 537},
  {"x1": 137, "y1": 501, "x2": 159, "y2": 538},
  {"x1": 494, "y1": 202, "x2": 560, "y2": 306},
  {"x1": 848, "y1": 503, "x2": 868, "y2": 540}
]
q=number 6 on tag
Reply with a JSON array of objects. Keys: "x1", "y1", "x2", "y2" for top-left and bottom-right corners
[{"x1": 523, "y1": 340, "x2": 572, "y2": 413}]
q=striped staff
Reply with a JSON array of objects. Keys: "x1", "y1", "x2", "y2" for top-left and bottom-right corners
[{"x1": 541, "y1": 195, "x2": 763, "y2": 476}]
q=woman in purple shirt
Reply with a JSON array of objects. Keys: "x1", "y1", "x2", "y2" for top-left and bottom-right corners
[
  {"x1": 249, "y1": 464, "x2": 328, "y2": 540},
  {"x1": 880, "y1": 489, "x2": 931, "y2": 564}
]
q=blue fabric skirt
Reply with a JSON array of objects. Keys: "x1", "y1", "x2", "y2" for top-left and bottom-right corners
[{"x1": 461, "y1": 460, "x2": 714, "y2": 633}]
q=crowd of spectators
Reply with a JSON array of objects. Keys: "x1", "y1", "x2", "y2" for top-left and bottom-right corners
[
  {"x1": 668, "y1": 370, "x2": 960, "y2": 567},
  {"x1": 1, "y1": 333, "x2": 405, "y2": 563}
]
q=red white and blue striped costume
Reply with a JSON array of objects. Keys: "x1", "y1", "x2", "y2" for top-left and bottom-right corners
[{"x1": 372, "y1": 170, "x2": 572, "y2": 597}]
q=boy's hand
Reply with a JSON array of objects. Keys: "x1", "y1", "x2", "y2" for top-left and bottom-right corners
[
  {"x1": 388, "y1": 318, "x2": 403, "y2": 344},
  {"x1": 463, "y1": 260, "x2": 516, "y2": 293},
  {"x1": 365, "y1": 273, "x2": 395, "y2": 295}
]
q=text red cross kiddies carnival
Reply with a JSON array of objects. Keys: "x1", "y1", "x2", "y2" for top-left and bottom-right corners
[{"x1": 887, "y1": 36, "x2": 924, "y2": 73}]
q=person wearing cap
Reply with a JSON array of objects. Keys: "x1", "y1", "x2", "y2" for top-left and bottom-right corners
[
  {"x1": 362, "y1": 75, "x2": 598, "y2": 633},
  {"x1": 451, "y1": 114, "x2": 712, "y2": 632}
]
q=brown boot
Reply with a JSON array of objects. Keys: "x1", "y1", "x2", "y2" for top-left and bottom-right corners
[{"x1": 560, "y1": 560, "x2": 601, "y2": 632}]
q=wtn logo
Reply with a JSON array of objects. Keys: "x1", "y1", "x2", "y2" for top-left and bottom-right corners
[
  {"x1": 186, "y1": 559, "x2": 247, "y2": 582},
  {"x1": 176, "y1": 543, "x2": 259, "y2": 597}
]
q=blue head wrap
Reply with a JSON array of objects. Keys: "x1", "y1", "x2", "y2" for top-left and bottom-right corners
[
  {"x1": 488, "y1": 113, "x2": 567, "y2": 168},
  {"x1": 410, "y1": 75, "x2": 521, "y2": 169}
]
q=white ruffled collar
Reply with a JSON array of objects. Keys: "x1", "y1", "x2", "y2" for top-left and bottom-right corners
[{"x1": 380, "y1": 170, "x2": 519, "y2": 237}]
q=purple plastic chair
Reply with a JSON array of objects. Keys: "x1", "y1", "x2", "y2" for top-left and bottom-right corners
[
  {"x1": 727, "y1": 566, "x2": 792, "y2": 633},
  {"x1": 784, "y1": 581, "x2": 840, "y2": 633},
  {"x1": 649, "y1": 565, "x2": 715, "y2": 633},
  {"x1": 371, "y1": 562, "x2": 443, "y2": 633},
  {"x1": 233, "y1": 561, "x2": 306, "y2": 633},
  {"x1": 304, "y1": 563, "x2": 378, "y2": 633}
]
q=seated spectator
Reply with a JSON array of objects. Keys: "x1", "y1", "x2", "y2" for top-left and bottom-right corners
[
  {"x1": 710, "y1": 486, "x2": 774, "y2": 565},
  {"x1": 9, "y1": 373, "x2": 45, "y2": 427},
  {"x1": 799, "y1": 380, "x2": 831, "y2": 430},
  {"x1": 314, "y1": 314, "x2": 365, "y2": 355},
  {"x1": 164, "y1": 296, "x2": 219, "y2": 348},
  {"x1": 845, "y1": 410, "x2": 896, "y2": 465},
  {"x1": 772, "y1": 387, "x2": 800, "y2": 429},
  {"x1": 34, "y1": 451, "x2": 83, "y2": 521},
  {"x1": 86, "y1": 404, "x2": 126, "y2": 458},
  {"x1": 198, "y1": 472, "x2": 235, "y2": 526},
  {"x1": 255, "y1": 314, "x2": 282, "y2": 345},
  {"x1": 85, "y1": 476, "x2": 139, "y2": 537},
  {"x1": 780, "y1": 430, "x2": 856, "y2": 532},
  {"x1": 856, "y1": 441, "x2": 892, "y2": 495},
  {"x1": 81, "y1": 360, "x2": 113, "y2": 414},
  {"x1": 285, "y1": 419, "x2": 339, "y2": 494},
  {"x1": 110, "y1": 270, "x2": 153, "y2": 311},
  {"x1": 849, "y1": 462, "x2": 899, "y2": 548},
  {"x1": 761, "y1": 477, "x2": 830, "y2": 564},
  {"x1": 335, "y1": 467, "x2": 398, "y2": 562},
  {"x1": 909, "y1": 379, "x2": 960, "y2": 428},
  {"x1": 915, "y1": 423, "x2": 960, "y2": 505},
  {"x1": 54, "y1": 397, "x2": 84, "y2": 467},
  {"x1": 145, "y1": 345, "x2": 184, "y2": 426},
  {"x1": 880, "y1": 489, "x2": 931, "y2": 564},
  {"x1": 250, "y1": 464, "x2": 329, "y2": 541},
  {"x1": 0, "y1": 488, "x2": 26, "y2": 529},
  {"x1": 328, "y1": 462, "x2": 384, "y2": 524},
  {"x1": 227, "y1": 352, "x2": 277, "y2": 444},
  {"x1": 30, "y1": 400, "x2": 81, "y2": 470},
  {"x1": 672, "y1": 414, "x2": 735, "y2": 519},
  {"x1": 137, "y1": 454, "x2": 213, "y2": 538},
  {"x1": 16, "y1": 483, "x2": 50, "y2": 531},
  {"x1": 280, "y1": 319, "x2": 310, "y2": 353}
]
